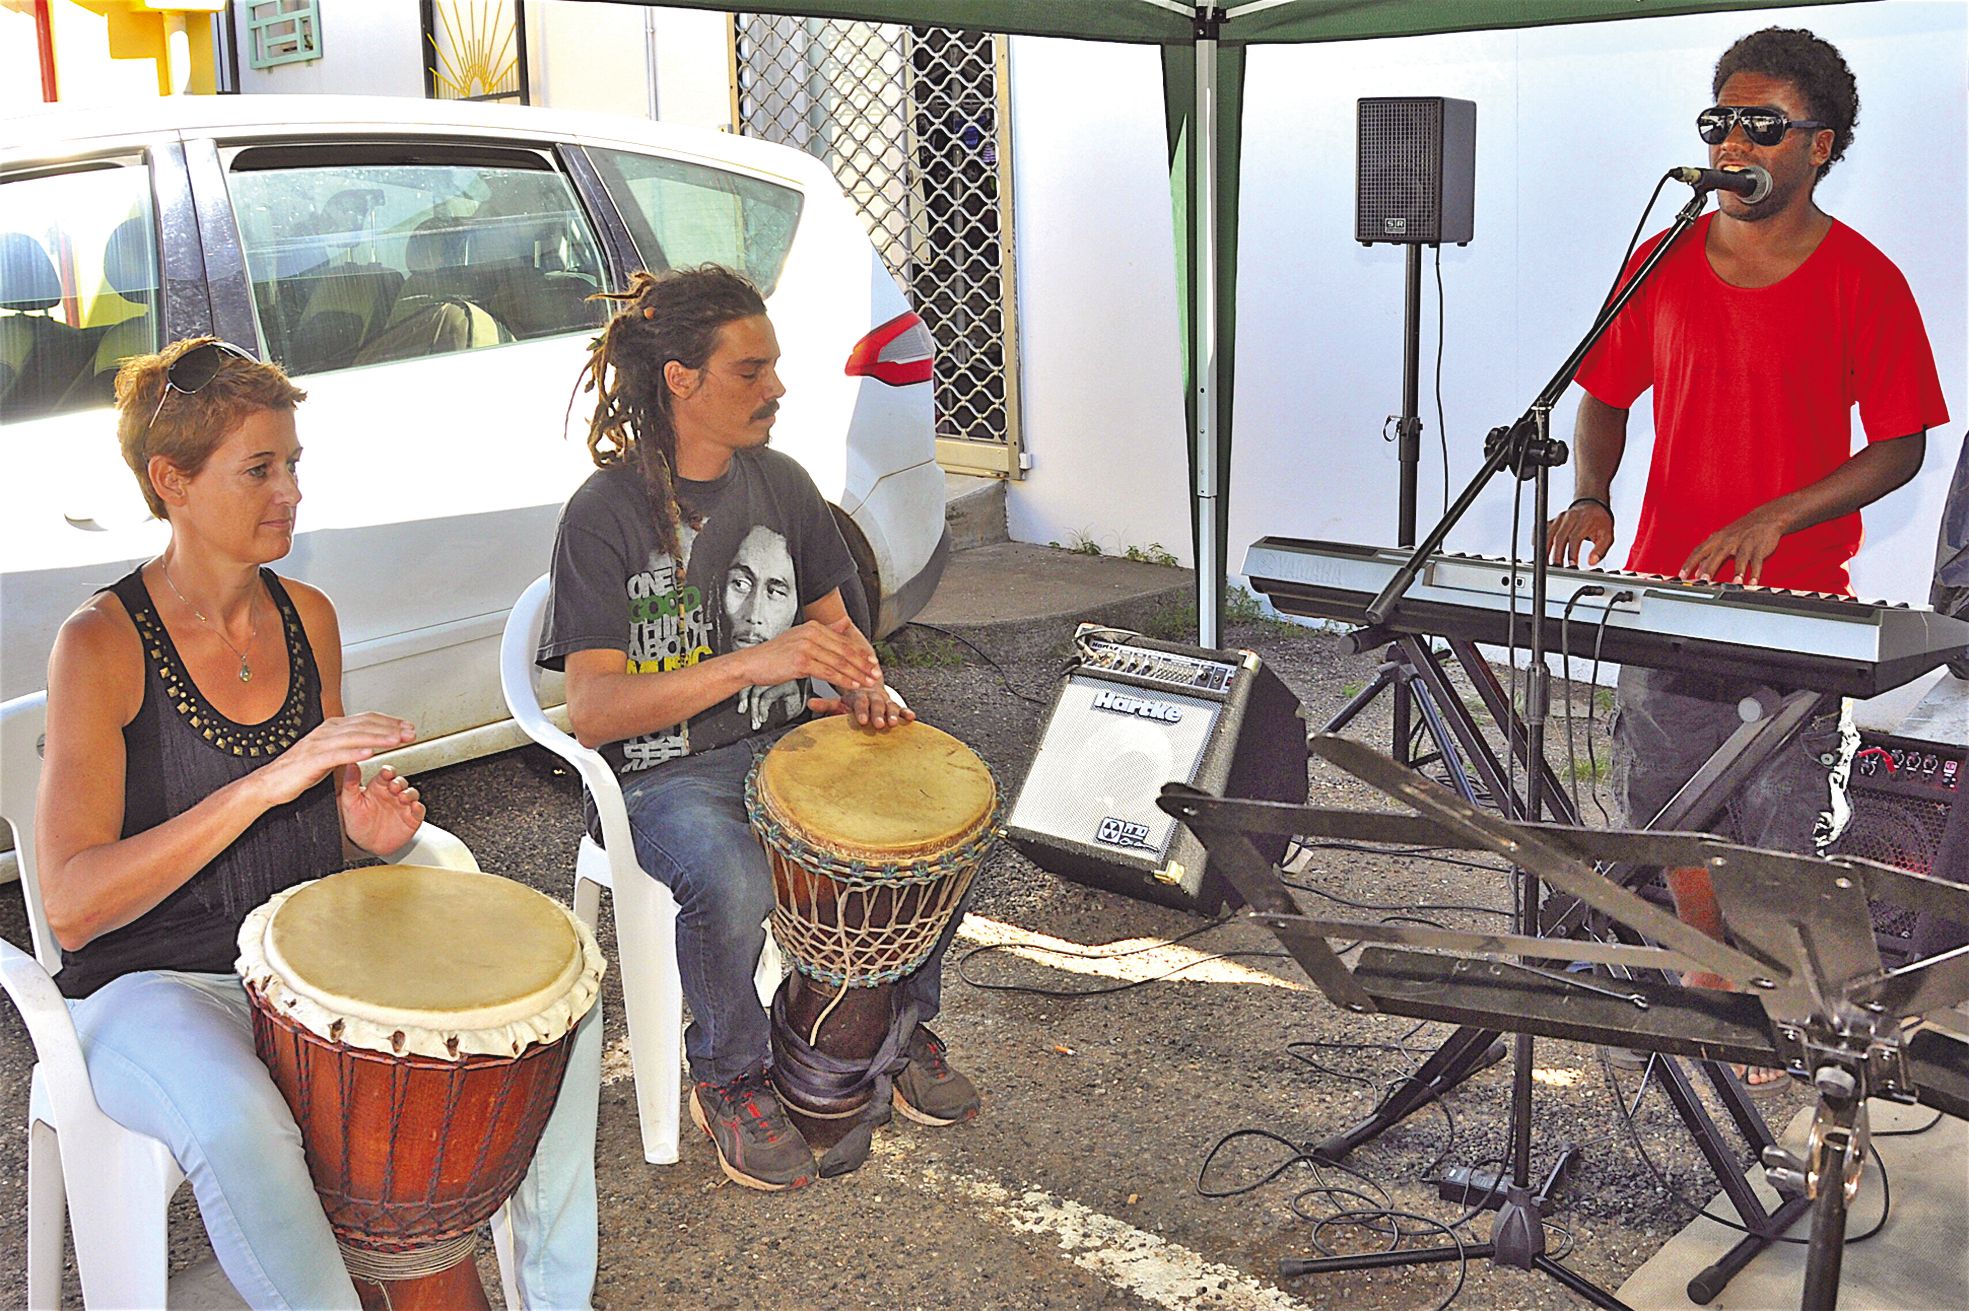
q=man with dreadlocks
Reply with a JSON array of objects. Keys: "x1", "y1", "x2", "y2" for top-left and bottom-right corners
[
  {"x1": 536, "y1": 265, "x2": 979, "y2": 1190},
  {"x1": 1545, "y1": 28, "x2": 1948, "y2": 1085}
]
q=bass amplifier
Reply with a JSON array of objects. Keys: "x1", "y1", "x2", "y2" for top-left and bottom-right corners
[
  {"x1": 1005, "y1": 628, "x2": 1307, "y2": 914},
  {"x1": 1830, "y1": 731, "x2": 1967, "y2": 961}
]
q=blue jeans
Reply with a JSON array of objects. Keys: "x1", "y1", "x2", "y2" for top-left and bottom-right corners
[
  {"x1": 617, "y1": 734, "x2": 957, "y2": 1085},
  {"x1": 69, "y1": 971, "x2": 601, "y2": 1310}
]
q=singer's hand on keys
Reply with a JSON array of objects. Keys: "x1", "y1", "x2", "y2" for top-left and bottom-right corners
[
  {"x1": 1680, "y1": 504, "x2": 1789, "y2": 586},
  {"x1": 743, "y1": 616, "x2": 881, "y2": 692},
  {"x1": 1546, "y1": 502, "x2": 1614, "y2": 568}
]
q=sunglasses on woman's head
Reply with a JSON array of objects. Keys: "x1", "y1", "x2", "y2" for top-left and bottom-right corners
[
  {"x1": 146, "y1": 340, "x2": 258, "y2": 433},
  {"x1": 1696, "y1": 104, "x2": 1829, "y2": 147}
]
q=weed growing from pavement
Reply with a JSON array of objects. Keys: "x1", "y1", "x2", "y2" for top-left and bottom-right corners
[
  {"x1": 1123, "y1": 543, "x2": 1180, "y2": 567},
  {"x1": 877, "y1": 633, "x2": 966, "y2": 669}
]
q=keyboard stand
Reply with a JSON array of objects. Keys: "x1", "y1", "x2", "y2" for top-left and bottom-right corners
[{"x1": 1323, "y1": 634, "x2": 1580, "y2": 824}]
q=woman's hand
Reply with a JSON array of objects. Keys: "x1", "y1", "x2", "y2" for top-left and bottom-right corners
[
  {"x1": 251, "y1": 713, "x2": 416, "y2": 808},
  {"x1": 338, "y1": 763, "x2": 426, "y2": 857}
]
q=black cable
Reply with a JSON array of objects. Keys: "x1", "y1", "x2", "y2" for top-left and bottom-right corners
[
  {"x1": 1580, "y1": 596, "x2": 1632, "y2": 828},
  {"x1": 1597, "y1": 1048, "x2": 1893, "y2": 1244},
  {"x1": 1874, "y1": 1107, "x2": 1947, "y2": 1137},
  {"x1": 1599, "y1": 174, "x2": 1676, "y2": 315},
  {"x1": 1558, "y1": 585, "x2": 1606, "y2": 822},
  {"x1": 901, "y1": 620, "x2": 1050, "y2": 705},
  {"x1": 1435, "y1": 241, "x2": 1449, "y2": 517}
]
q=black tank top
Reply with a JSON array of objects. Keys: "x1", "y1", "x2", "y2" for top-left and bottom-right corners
[{"x1": 58, "y1": 568, "x2": 344, "y2": 999}]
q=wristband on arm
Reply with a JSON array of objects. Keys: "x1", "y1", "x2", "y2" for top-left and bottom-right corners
[{"x1": 1569, "y1": 496, "x2": 1613, "y2": 518}]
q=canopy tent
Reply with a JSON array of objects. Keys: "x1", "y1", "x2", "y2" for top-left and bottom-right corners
[{"x1": 592, "y1": 0, "x2": 1858, "y2": 644}]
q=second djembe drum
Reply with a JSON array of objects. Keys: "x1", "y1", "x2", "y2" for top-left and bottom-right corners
[
  {"x1": 237, "y1": 865, "x2": 603, "y2": 1310},
  {"x1": 747, "y1": 716, "x2": 998, "y2": 1173}
]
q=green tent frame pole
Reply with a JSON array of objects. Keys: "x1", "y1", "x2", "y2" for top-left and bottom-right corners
[{"x1": 1193, "y1": 27, "x2": 1222, "y2": 648}]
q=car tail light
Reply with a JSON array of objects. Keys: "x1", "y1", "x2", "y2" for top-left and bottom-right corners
[{"x1": 845, "y1": 311, "x2": 933, "y2": 386}]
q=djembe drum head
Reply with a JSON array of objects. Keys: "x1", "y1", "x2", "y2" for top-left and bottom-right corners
[
  {"x1": 753, "y1": 717, "x2": 997, "y2": 988},
  {"x1": 239, "y1": 865, "x2": 603, "y2": 1310}
]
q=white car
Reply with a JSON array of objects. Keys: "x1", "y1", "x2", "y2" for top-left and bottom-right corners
[{"x1": 1, "y1": 96, "x2": 947, "y2": 774}]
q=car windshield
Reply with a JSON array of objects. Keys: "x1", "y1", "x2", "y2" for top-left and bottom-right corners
[{"x1": 588, "y1": 148, "x2": 801, "y2": 296}]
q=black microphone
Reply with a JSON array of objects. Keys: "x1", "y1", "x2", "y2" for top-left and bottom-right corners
[{"x1": 1669, "y1": 164, "x2": 1772, "y2": 202}]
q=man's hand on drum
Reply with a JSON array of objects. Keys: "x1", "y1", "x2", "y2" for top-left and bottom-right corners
[
  {"x1": 337, "y1": 763, "x2": 426, "y2": 857},
  {"x1": 811, "y1": 683, "x2": 915, "y2": 729},
  {"x1": 741, "y1": 615, "x2": 883, "y2": 693}
]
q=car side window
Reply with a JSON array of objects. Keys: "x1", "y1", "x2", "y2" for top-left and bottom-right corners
[
  {"x1": 0, "y1": 163, "x2": 160, "y2": 422},
  {"x1": 588, "y1": 148, "x2": 802, "y2": 296},
  {"x1": 226, "y1": 146, "x2": 608, "y2": 377}
]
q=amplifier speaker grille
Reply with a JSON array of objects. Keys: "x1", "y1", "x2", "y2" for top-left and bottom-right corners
[{"x1": 1005, "y1": 637, "x2": 1306, "y2": 914}]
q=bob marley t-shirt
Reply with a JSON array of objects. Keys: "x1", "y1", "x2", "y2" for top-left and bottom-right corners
[{"x1": 538, "y1": 447, "x2": 855, "y2": 776}]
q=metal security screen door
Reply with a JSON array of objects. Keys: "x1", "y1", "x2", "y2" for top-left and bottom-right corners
[{"x1": 734, "y1": 15, "x2": 1022, "y2": 478}]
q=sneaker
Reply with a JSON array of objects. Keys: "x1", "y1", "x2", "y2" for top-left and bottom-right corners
[
  {"x1": 689, "y1": 1071, "x2": 817, "y2": 1190},
  {"x1": 893, "y1": 1026, "x2": 981, "y2": 1126}
]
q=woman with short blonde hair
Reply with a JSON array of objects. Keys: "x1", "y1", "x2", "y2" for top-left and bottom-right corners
[{"x1": 37, "y1": 337, "x2": 599, "y2": 1309}]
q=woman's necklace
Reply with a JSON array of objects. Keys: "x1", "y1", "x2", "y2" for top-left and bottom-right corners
[{"x1": 159, "y1": 561, "x2": 259, "y2": 683}]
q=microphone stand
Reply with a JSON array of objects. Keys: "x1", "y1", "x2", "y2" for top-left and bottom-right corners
[{"x1": 1299, "y1": 182, "x2": 1714, "y2": 1307}]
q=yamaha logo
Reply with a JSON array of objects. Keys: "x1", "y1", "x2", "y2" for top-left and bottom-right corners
[{"x1": 1089, "y1": 689, "x2": 1182, "y2": 723}]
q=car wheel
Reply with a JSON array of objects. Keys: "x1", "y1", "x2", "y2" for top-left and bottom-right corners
[{"x1": 829, "y1": 505, "x2": 888, "y2": 639}]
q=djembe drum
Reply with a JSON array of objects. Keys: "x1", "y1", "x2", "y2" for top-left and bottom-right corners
[
  {"x1": 746, "y1": 716, "x2": 998, "y2": 1175},
  {"x1": 237, "y1": 865, "x2": 604, "y2": 1310}
]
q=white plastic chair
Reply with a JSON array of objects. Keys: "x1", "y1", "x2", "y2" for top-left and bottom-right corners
[
  {"x1": 499, "y1": 573, "x2": 782, "y2": 1165},
  {"x1": 0, "y1": 690, "x2": 520, "y2": 1309}
]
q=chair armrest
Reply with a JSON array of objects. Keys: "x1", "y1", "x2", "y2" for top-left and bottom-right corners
[
  {"x1": 0, "y1": 937, "x2": 105, "y2": 1126},
  {"x1": 386, "y1": 821, "x2": 480, "y2": 872}
]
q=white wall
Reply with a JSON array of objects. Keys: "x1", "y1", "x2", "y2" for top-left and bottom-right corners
[
  {"x1": 233, "y1": 1, "x2": 424, "y2": 98},
  {"x1": 1008, "y1": 2, "x2": 1968, "y2": 607},
  {"x1": 1006, "y1": 38, "x2": 1192, "y2": 558},
  {"x1": 527, "y1": 0, "x2": 653, "y2": 117}
]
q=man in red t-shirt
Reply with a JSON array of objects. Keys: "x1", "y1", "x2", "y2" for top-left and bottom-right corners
[{"x1": 1545, "y1": 28, "x2": 1950, "y2": 1082}]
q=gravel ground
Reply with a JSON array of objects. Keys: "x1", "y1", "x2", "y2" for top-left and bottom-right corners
[{"x1": 0, "y1": 588, "x2": 1815, "y2": 1310}]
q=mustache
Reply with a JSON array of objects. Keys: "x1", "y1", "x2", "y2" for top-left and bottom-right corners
[{"x1": 753, "y1": 401, "x2": 780, "y2": 421}]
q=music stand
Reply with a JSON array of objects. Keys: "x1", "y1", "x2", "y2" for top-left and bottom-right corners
[
  {"x1": 1284, "y1": 183, "x2": 1716, "y2": 1306},
  {"x1": 1161, "y1": 734, "x2": 1969, "y2": 1311}
]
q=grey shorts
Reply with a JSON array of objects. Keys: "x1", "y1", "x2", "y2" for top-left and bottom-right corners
[{"x1": 1611, "y1": 665, "x2": 1854, "y2": 854}]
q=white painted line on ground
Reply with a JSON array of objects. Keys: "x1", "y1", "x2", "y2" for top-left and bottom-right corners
[
  {"x1": 881, "y1": 1143, "x2": 1318, "y2": 1311},
  {"x1": 955, "y1": 914, "x2": 1308, "y2": 991}
]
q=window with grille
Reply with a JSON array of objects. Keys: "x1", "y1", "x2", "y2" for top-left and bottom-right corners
[
  {"x1": 245, "y1": 0, "x2": 322, "y2": 69},
  {"x1": 734, "y1": 16, "x2": 1021, "y2": 475}
]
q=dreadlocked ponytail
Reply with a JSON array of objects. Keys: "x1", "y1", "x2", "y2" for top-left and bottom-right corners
[{"x1": 573, "y1": 265, "x2": 769, "y2": 565}]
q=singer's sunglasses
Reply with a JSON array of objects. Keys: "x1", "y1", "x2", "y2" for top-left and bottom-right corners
[
  {"x1": 146, "y1": 340, "x2": 257, "y2": 433},
  {"x1": 1696, "y1": 104, "x2": 1829, "y2": 147}
]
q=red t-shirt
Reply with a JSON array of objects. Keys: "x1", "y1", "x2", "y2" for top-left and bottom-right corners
[{"x1": 1575, "y1": 213, "x2": 1949, "y2": 594}]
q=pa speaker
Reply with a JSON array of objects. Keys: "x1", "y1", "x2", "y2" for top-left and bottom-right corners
[
  {"x1": 1005, "y1": 628, "x2": 1307, "y2": 914},
  {"x1": 1357, "y1": 96, "x2": 1476, "y2": 246}
]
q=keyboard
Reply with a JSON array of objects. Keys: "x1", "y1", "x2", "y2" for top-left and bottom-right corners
[{"x1": 1242, "y1": 536, "x2": 1969, "y2": 699}]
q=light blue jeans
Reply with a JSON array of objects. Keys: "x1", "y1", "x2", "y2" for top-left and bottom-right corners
[{"x1": 68, "y1": 970, "x2": 601, "y2": 1310}]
